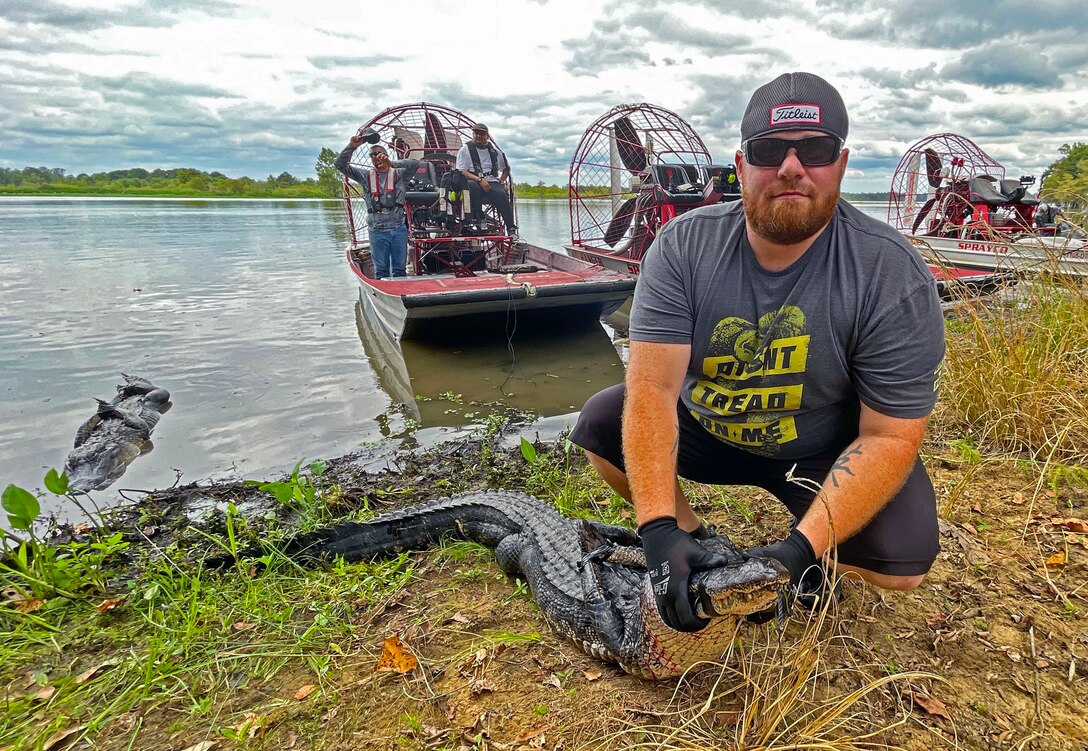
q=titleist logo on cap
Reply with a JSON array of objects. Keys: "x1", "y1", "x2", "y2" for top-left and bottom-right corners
[{"x1": 769, "y1": 104, "x2": 821, "y2": 126}]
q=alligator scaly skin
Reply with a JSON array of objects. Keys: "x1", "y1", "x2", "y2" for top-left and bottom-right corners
[{"x1": 278, "y1": 491, "x2": 788, "y2": 679}]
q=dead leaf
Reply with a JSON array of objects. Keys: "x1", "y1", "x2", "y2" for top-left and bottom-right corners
[
  {"x1": 14, "y1": 597, "x2": 45, "y2": 613},
  {"x1": 713, "y1": 710, "x2": 741, "y2": 728},
  {"x1": 908, "y1": 691, "x2": 951, "y2": 720},
  {"x1": 1054, "y1": 518, "x2": 1088, "y2": 533},
  {"x1": 294, "y1": 684, "x2": 317, "y2": 701},
  {"x1": 582, "y1": 669, "x2": 602, "y2": 681},
  {"x1": 33, "y1": 685, "x2": 56, "y2": 701},
  {"x1": 970, "y1": 502, "x2": 983, "y2": 514},
  {"x1": 234, "y1": 713, "x2": 266, "y2": 738},
  {"x1": 180, "y1": 742, "x2": 217, "y2": 751},
  {"x1": 75, "y1": 662, "x2": 116, "y2": 684},
  {"x1": 470, "y1": 678, "x2": 498, "y2": 695},
  {"x1": 231, "y1": 621, "x2": 255, "y2": 632},
  {"x1": 375, "y1": 634, "x2": 418, "y2": 674},
  {"x1": 513, "y1": 725, "x2": 548, "y2": 744},
  {"x1": 41, "y1": 725, "x2": 84, "y2": 751},
  {"x1": 542, "y1": 673, "x2": 562, "y2": 689},
  {"x1": 1045, "y1": 551, "x2": 1067, "y2": 567},
  {"x1": 95, "y1": 598, "x2": 123, "y2": 613}
]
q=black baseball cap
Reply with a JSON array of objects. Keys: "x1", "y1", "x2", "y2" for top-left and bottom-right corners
[
  {"x1": 740, "y1": 72, "x2": 848, "y2": 143},
  {"x1": 472, "y1": 122, "x2": 489, "y2": 134}
]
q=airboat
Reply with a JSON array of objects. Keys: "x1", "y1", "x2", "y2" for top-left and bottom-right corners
[
  {"x1": 888, "y1": 132, "x2": 1088, "y2": 278},
  {"x1": 341, "y1": 102, "x2": 635, "y2": 340},
  {"x1": 564, "y1": 103, "x2": 739, "y2": 275}
]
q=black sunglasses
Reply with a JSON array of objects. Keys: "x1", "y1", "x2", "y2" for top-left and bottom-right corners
[{"x1": 743, "y1": 135, "x2": 842, "y2": 168}]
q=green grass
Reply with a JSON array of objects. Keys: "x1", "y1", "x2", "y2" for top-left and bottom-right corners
[{"x1": 0, "y1": 532, "x2": 415, "y2": 749}]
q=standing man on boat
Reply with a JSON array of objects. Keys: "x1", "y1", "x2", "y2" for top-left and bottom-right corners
[
  {"x1": 456, "y1": 123, "x2": 518, "y2": 240},
  {"x1": 335, "y1": 130, "x2": 419, "y2": 279},
  {"x1": 569, "y1": 72, "x2": 946, "y2": 632}
]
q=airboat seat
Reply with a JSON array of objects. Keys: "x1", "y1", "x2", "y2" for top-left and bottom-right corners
[
  {"x1": 968, "y1": 175, "x2": 1009, "y2": 206},
  {"x1": 650, "y1": 164, "x2": 707, "y2": 204},
  {"x1": 997, "y1": 179, "x2": 1039, "y2": 205},
  {"x1": 405, "y1": 161, "x2": 439, "y2": 206},
  {"x1": 705, "y1": 164, "x2": 741, "y2": 202}
]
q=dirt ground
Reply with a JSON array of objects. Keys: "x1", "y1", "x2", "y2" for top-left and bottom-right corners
[{"x1": 60, "y1": 431, "x2": 1088, "y2": 750}]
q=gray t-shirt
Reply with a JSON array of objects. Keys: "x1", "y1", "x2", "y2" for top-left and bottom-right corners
[
  {"x1": 334, "y1": 144, "x2": 419, "y2": 232},
  {"x1": 631, "y1": 199, "x2": 945, "y2": 459}
]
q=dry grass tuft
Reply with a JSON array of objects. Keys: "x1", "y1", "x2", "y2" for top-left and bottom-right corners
[
  {"x1": 582, "y1": 582, "x2": 947, "y2": 751},
  {"x1": 933, "y1": 210, "x2": 1088, "y2": 466}
]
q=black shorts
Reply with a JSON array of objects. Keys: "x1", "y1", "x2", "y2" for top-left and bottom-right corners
[{"x1": 569, "y1": 383, "x2": 939, "y2": 577}]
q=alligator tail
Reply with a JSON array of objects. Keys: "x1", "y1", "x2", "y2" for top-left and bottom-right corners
[{"x1": 263, "y1": 497, "x2": 528, "y2": 565}]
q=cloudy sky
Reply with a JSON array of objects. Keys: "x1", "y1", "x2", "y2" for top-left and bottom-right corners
[{"x1": 2, "y1": 0, "x2": 1086, "y2": 192}]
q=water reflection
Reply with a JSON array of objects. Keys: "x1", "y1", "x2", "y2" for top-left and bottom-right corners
[{"x1": 355, "y1": 300, "x2": 624, "y2": 431}]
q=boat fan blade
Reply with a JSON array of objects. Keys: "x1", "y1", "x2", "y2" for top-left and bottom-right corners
[
  {"x1": 424, "y1": 112, "x2": 447, "y2": 151},
  {"x1": 924, "y1": 148, "x2": 943, "y2": 188},
  {"x1": 613, "y1": 116, "x2": 647, "y2": 174},
  {"x1": 603, "y1": 197, "x2": 637, "y2": 247},
  {"x1": 911, "y1": 197, "x2": 937, "y2": 234}
]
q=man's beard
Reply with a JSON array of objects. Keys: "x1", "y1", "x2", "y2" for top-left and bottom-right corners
[{"x1": 743, "y1": 181, "x2": 840, "y2": 245}]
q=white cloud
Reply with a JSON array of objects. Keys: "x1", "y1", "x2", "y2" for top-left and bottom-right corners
[{"x1": 0, "y1": 0, "x2": 1085, "y2": 192}]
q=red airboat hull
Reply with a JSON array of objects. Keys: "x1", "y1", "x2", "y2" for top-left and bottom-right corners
[{"x1": 349, "y1": 243, "x2": 635, "y2": 340}]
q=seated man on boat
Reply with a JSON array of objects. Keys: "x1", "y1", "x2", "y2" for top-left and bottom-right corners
[
  {"x1": 335, "y1": 128, "x2": 420, "y2": 279},
  {"x1": 455, "y1": 123, "x2": 518, "y2": 240}
]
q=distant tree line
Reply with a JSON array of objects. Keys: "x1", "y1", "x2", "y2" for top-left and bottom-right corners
[
  {"x1": 12, "y1": 141, "x2": 1080, "y2": 204},
  {"x1": 0, "y1": 165, "x2": 332, "y2": 198}
]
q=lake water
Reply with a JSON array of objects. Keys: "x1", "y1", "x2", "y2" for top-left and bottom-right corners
[{"x1": 0, "y1": 197, "x2": 888, "y2": 517}]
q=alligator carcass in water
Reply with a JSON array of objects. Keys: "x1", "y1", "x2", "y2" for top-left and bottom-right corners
[{"x1": 63, "y1": 374, "x2": 172, "y2": 491}]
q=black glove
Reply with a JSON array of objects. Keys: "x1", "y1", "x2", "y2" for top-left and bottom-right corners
[
  {"x1": 743, "y1": 528, "x2": 818, "y2": 624},
  {"x1": 639, "y1": 517, "x2": 730, "y2": 633},
  {"x1": 744, "y1": 527, "x2": 817, "y2": 585}
]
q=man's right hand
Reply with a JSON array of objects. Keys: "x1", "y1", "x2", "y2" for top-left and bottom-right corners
[
  {"x1": 639, "y1": 517, "x2": 730, "y2": 632},
  {"x1": 479, "y1": 178, "x2": 491, "y2": 192},
  {"x1": 349, "y1": 134, "x2": 364, "y2": 148}
]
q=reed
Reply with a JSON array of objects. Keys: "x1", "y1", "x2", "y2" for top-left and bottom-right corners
[
  {"x1": 582, "y1": 579, "x2": 945, "y2": 751},
  {"x1": 936, "y1": 260, "x2": 1088, "y2": 466}
]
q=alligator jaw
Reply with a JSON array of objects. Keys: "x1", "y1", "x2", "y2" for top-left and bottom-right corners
[{"x1": 692, "y1": 558, "x2": 791, "y2": 619}]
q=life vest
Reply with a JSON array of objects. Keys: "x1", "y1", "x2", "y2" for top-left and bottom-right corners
[
  {"x1": 367, "y1": 167, "x2": 398, "y2": 212},
  {"x1": 466, "y1": 142, "x2": 502, "y2": 178}
]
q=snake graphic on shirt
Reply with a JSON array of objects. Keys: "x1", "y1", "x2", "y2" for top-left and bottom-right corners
[{"x1": 690, "y1": 306, "x2": 810, "y2": 456}]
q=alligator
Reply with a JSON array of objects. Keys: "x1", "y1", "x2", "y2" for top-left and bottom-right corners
[
  {"x1": 254, "y1": 490, "x2": 789, "y2": 679},
  {"x1": 64, "y1": 375, "x2": 172, "y2": 492}
]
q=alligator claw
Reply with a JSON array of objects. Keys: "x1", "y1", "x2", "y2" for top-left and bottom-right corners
[{"x1": 577, "y1": 541, "x2": 618, "y2": 570}]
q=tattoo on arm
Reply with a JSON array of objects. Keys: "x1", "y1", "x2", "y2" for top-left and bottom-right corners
[{"x1": 829, "y1": 445, "x2": 864, "y2": 488}]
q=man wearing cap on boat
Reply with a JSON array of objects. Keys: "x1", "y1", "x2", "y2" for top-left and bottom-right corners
[
  {"x1": 334, "y1": 128, "x2": 420, "y2": 279},
  {"x1": 456, "y1": 123, "x2": 518, "y2": 240},
  {"x1": 570, "y1": 72, "x2": 946, "y2": 631}
]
